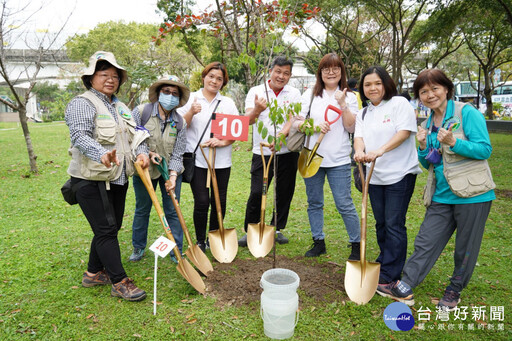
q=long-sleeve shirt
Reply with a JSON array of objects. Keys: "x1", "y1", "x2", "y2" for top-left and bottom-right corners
[
  {"x1": 65, "y1": 88, "x2": 148, "y2": 185},
  {"x1": 419, "y1": 100, "x2": 495, "y2": 204},
  {"x1": 132, "y1": 103, "x2": 187, "y2": 173}
]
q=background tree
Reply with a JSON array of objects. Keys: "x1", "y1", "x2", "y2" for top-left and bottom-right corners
[
  {"x1": 452, "y1": 0, "x2": 512, "y2": 118},
  {"x1": 404, "y1": 0, "x2": 465, "y2": 77},
  {"x1": 296, "y1": 0, "x2": 388, "y2": 78},
  {"x1": 65, "y1": 21, "x2": 200, "y2": 107},
  {"x1": 0, "y1": 0, "x2": 70, "y2": 173},
  {"x1": 359, "y1": 0, "x2": 437, "y2": 90},
  {"x1": 156, "y1": 0, "x2": 319, "y2": 91}
]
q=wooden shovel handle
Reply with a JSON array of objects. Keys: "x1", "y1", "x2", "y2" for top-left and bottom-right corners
[
  {"x1": 200, "y1": 145, "x2": 225, "y2": 236},
  {"x1": 169, "y1": 190, "x2": 194, "y2": 246},
  {"x1": 206, "y1": 148, "x2": 213, "y2": 188},
  {"x1": 358, "y1": 160, "x2": 376, "y2": 264},
  {"x1": 134, "y1": 160, "x2": 182, "y2": 260}
]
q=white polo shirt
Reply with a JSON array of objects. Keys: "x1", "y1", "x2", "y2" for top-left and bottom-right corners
[
  {"x1": 354, "y1": 96, "x2": 422, "y2": 185},
  {"x1": 246, "y1": 83, "x2": 302, "y2": 156},
  {"x1": 299, "y1": 88, "x2": 358, "y2": 167},
  {"x1": 177, "y1": 89, "x2": 239, "y2": 169}
]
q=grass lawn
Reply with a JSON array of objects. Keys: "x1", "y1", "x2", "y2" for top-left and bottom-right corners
[{"x1": 0, "y1": 121, "x2": 511, "y2": 340}]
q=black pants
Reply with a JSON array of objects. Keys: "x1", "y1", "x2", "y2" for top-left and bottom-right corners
[
  {"x1": 72, "y1": 177, "x2": 128, "y2": 284},
  {"x1": 243, "y1": 152, "x2": 299, "y2": 232},
  {"x1": 190, "y1": 166, "x2": 231, "y2": 243}
]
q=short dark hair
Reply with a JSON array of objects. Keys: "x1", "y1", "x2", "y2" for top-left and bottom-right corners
[
  {"x1": 358, "y1": 66, "x2": 397, "y2": 104},
  {"x1": 413, "y1": 69, "x2": 454, "y2": 100},
  {"x1": 313, "y1": 53, "x2": 350, "y2": 97},
  {"x1": 347, "y1": 78, "x2": 358, "y2": 89},
  {"x1": 270, "y1": 56, "x2": 293, "y2": 70},
  {"x1": 201, "y1": 62, "x2": 229, "y2": 90},
  {"x1": 399, "y1": 91, "x2": 411, "y2": 101},
  {"x1": 82, "y1": 60, "x2": 123, "y2": 93}
]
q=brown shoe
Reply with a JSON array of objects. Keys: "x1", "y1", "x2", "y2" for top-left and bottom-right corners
[
  {"x1": 111, "y1": 278, "x2": 146, "y2": 302},
  {"x1": 82, "y1": 270, "x2": 111, "y2": 288}
]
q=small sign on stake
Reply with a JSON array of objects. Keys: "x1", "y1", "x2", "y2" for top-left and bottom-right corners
[
  {"x1": 149, "y1": 235, "x2": 175, "y2": 258},
  {"x1": 149, "y1": 236, "x2": 175, "y2": 315}
]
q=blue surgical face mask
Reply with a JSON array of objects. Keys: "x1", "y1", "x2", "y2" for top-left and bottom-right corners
[{"x1": 159, "y1": 93, "x2": 180, "y2": 110}]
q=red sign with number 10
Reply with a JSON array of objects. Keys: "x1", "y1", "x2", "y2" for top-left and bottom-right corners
[{"x1": 210, "y1": 113, "x2": 249, "y2": 141}]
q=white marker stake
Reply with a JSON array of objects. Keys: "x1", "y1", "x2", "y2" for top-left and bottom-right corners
[
  {"x1": 149, "y1": 236, "x2": 175, "y2": 315},
  {"x1": 153, "y1": 253, "x2": 158, "y2": 315}
]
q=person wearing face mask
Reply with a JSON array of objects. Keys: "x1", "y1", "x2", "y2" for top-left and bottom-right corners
[{"x1": 129, "y1": 76, "x2": 190, "y2": 263}]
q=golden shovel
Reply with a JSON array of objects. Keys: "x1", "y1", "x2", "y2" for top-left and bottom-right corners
[
  {"x1": 134, "y1": 161, "x2": 206, "y2": 294},
  {"x1": 298, "y1": 105, "x2": 343, "y2": 178},
  {"x1": 200, "y1": 145, "x2": 238, "y2": 263},
  {"x1": 344, "y1": 160, "x2": 380, "y2": 305},
  {"x1": 154, "y1": 157, "x2": 213, "y2": 276},
  {"x1": 247, "y1": 143, "x2": 275, "y2": 258}
]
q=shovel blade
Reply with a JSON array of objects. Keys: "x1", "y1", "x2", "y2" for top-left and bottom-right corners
[
  {"x1": 209, "y1": 228, "x2": 238, "y2": 263},
  {"x1": 176, "y1": 257, "x2": 206, "y2": 294},
  {"x1": 247, "y1": 222, "x2": 275, "y2": 258},
  {"x1": 298, "y1": 148, "x2": 323, "y2": 178},
  {"x1": 185, "y1": 246, "x2": 213, "y2": 276},
  {"x1": 344, "y1": 260, "x2": 380, "y2": 305}
]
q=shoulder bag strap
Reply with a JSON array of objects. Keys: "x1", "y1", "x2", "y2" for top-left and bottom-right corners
[
  {"x1": 192, "y1": 99, "x2": 222, "y2": 154},
  {"x1": 362, "y1": 106, "x2": 368, "y2": 120},
  {"x1": 140, "y1": 103, "x2": 154, "y2": 126},
  {"x1": 304, "y1": 91, "x2": 315, "y2": 147}
]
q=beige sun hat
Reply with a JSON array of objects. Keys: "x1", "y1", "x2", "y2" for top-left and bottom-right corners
[
  {"x1": 81, "y1": 51, "x2": 128, "y2": 85},
  {"x1": 148, "y1": 75, "x2": 190, "y2": 108}
]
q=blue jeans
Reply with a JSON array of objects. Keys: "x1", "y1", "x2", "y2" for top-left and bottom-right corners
[
  {"x1": 304, "y1": 164, "x2": 360, "y2": 242},
  {"x1": 132, "y1": 174, "x2": 183, "y2": 252},
  {"x1": 368, "y1": 173, "x2": 416, "y2": 283}
]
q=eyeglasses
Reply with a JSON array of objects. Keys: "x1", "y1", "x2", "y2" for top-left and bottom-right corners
[
  {"x1": 161, "y1": 89, "x2": 180, "y2": 97},
  {"x1": 95, "y1": 73, "x2": 120, "y2": 82},
  {"x1": 321, "y1": 67, "x2": 341, "y2": 75}
]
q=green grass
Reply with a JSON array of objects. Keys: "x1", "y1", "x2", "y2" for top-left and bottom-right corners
[{"x1": 0, "y1": 122, "x2": 511, "y2": 340}]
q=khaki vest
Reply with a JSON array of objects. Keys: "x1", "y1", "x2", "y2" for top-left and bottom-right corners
[
  {"x1": 422, "y1": 101, "x2": 495, "y2": 198},
  {"x1": 138, "y1": 103, "x2": 183, "y2": 179},
  {"x1": 67, "y1": 91, "x2": 136, "y2": 181}
]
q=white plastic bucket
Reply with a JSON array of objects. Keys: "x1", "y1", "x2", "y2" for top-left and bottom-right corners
[{"x1": 260, "y1": 268, "x2": 300, "y2": 340}]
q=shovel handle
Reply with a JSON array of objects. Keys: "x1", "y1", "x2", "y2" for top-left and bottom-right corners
[
  {"x1": 206, "y1": 148, "x2": 213, "y2": 188},
  {"x1": 134, "y1": 161, "x2": 183, "y2": 261},
  {"x1": 307, "y1": 105, "x2": 341, "y2": 156},
  {"x1": 199, "y1": 145, "x2": 226, "y2": 239},
  {"x1": 169, "y1": 190, "x2": 195, "y2": 246},
  {"x1": 324, "y1": 104, "x2": 343, "y2": 125},
  {"x1": 358, "y1": 160, "x2": 376, "y2": 265},
  {"x1": 259, "y1": 143, "x2": 274, "y2": 182}
]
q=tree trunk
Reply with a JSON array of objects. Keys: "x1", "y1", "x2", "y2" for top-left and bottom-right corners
[
  {"x1": 18, "y1": 106, "x2": 39, "y2": 173},
  {"x1": 483, "y1": 70, "x2": 494, "y2": 120}
]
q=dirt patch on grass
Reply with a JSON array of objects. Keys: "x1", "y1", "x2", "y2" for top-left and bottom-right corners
[
  {"x1": 495, "y1": 188, "x2": 512, "y2": 199},
  {"x1": 205, "y1": 255, "x2": 346, "y2": 307}
]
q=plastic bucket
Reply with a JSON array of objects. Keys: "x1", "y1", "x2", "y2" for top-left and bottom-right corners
[{"x1": 260, "y1": 269, "x2": 300, "y2": 340}]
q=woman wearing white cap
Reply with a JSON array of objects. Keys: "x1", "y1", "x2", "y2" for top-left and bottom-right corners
[
  {"x1": 177, "y1": 62, "x2": 239, "y2": 252},
  {"x1": 129, "y1": 76, "x2": 190, "y2": 263},
  {"x1": 65, "y1": 51, "x2": 149, "y2": 301}
]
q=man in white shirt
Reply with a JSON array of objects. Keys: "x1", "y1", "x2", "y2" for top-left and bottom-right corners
[{"x1": 239, "y1": 56, "x2": 302, "y2": 246}]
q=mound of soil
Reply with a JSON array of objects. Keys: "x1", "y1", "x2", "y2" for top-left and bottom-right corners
[{"x1": 204, "y1": 255, "x2": 347, "y2": 307}]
